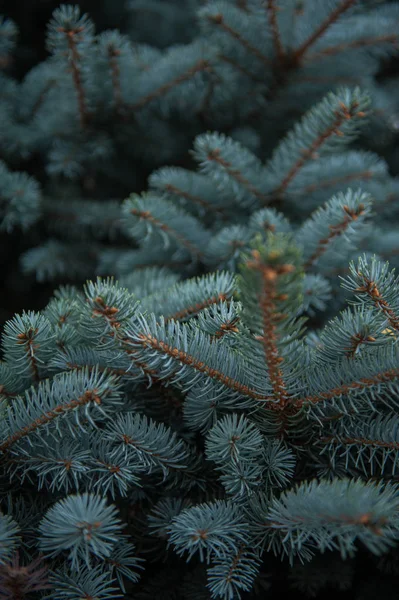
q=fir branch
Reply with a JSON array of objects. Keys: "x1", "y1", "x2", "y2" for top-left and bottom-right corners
[
  {"x1": 134, "y1": 331, "x2": 266, "y2": 400},
  {"x1": 39, "y1": 493, "x2": 123, "y2": 569},
  {"x1": 297, "y1": 189, "x2": 371, "y2": 270},
  {"x1": 207, "y1": 544, "x2": 262, "y2": 599},
  {"x1": 65, "y1": 29, "x2": 88, "y2": 127},
  {"x1": 219, "y1": 53, "x2": 264, "y2": 83},
  {"x1": 47, "y1": 564, "x2": 123, "y2": 599},
  {"x1": 140, "y1": 272, "x2": 236, "y2": 323},
  {"x1": 205, "y1": 148, "x2": 266, "y2": 203},
  {"x1": 123, "y1": 193, "x2": 209, "y2": 260},
  {"x1": 306, "y1": 34, "x2": 398, "y2": 62},
  {"x1": 294, "y1": 365, "x2": 399, "y2": 409},
  {"x1": 238, "y1": 235, "x2": 305, "y2": 414},
  {"x1": 272, "y1": 91, "x2": 369, "y2": 196},
  {"x1": 168, "y1": 500, "x2": 249, "y2": 563},
  {"x1": 206, "y1": 13, "x2": 271, "y2": 68},
  {"x1": 192, "y1": 132, "x2": 269, "y2": 208},
  {"x1": 244, "y1": 248, "x2": 293, "y2": 407},
  {"x1": 266, "y1": 478, "x2": 399, "y2": 559},
  {"x1": 0, "y1": 551, "x2": 51, "y2": 598},
  {"x1": 47, "y1": 6, "x2": 94, "y2": 127},
  {"x1": 130, "y1": 59, "x2": 210, "y2": 111},
  {"x1": 124, "y1": 314, "x2": 269, "y2": 401},
  {"x1": 349, "y1": 270, "x2": 399, "y2": 332},
  {"x1": 266, "y1": 0, "x2": 285, "y2": 63},
  {"x1": 103, "y1": 412, "x2": 189, "y2": 474},
  {"x1": 1, "y1": 312, "x2": 56, "y2": 384},
  {"x1": 320, "y1": 413, "x2": 399, "y2": 478},
  {"x1": 0, "y1": 368, "x2": 122, "y2": 454},
  {"x1": 291, "y1": 0, "x2": 357, "y2": 65}
]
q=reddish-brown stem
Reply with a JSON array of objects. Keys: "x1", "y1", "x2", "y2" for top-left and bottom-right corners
[
  {"x1": 292, "y1": 0, "x2": 357, "y2": 64},
  {"x1": 131, "y1": 59, "x2": 210, "y2": 111},
  {"x1": 108, "y1": 47, "x2": 124, "y2": 114},
  {"x1": 345, "y1": 332, "x2": 376, "y2": 358},
  {"x1": 207, "y1": 148, "x2": 267, "y2": 202},
  {"x1": 219, "y1": 53, "x2": 265, "y2": 82},
  {"x1": 130, "y1": 208, "x2": 203, "y2": 258},
  {"x1": 267, "y1": 0, "x2": 285, "y2": 62},
  {"x1": 245, "y1": 250, "x2": 293, "y2": 408},
  {"x1": 304, "y1": 202, "x2": 366, "y2": 269},
  {"x1": 321, "y1": 435, "x2": 399, "y2": 450},
  {"x1": 165, "y1": 293, "x2": 229, "y2": 322},
  {"x1": 354, "y1": 278, "x2": 399, "y2": 332},
  {"x1": 16, "y1": 329, "x2": 40, "y2": 382},
  {"x1": 162, "y1": 182, "x2": 226, "y2": 218},
  {"x1": 207, "y1": 14, "x2": 271, "y2": 67},
  {"x1": 297, "y1": 169, "x2": 373, "y2": 195},
  {"x1": 305, "y1": 33, "x2": 398, "y2": 62},
  {"x1": 292, "y1": 366, "x2": 399, "y2": 408},
  {"x1": 135, "y1": 333, "x2": 268, "y2": 400},
  {"x1": 62, "y1": 28, "x2": 88, "y2": 127},
  {"x1": 274, "y1": 101, "x2": 364, "y2": 196},
  {"x1": 0, "y1": 389, "x2": 102, "y2": 453}
]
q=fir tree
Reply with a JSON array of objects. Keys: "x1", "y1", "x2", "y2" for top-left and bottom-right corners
[{"x1": 1, "y1": 1, "x2": 399, "y2": 598}]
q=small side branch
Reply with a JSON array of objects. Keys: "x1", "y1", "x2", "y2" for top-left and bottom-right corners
[
  {"x1": 267, "y1": 0, "x2": 285, "y2": 62},
  {"x1": 0, "y1": 389, "x2": 101, "y2": 453},
  {"x1": 306, "y1": 33, "x2": 398, "y2": 62},
  {"x1": 207, "y1": 148, "x2": 268, "y2": 202},
  {"x1": 165, "y1": 293, "x2": 229, "y2": 322},
  {"x1": 292, "y1": 0, "x2": 357, "y2": 64},
  {"x1": 108, "y1": 47, "x2": 124, "y2": 114},
  {"x1": 61, "y1": 28, "x2": 88, "y2": 127},
  {"x1": 274, "y1": 101, "x2": 365, "y2": 196},
  {"x1": 293, "y1": 367, "x2": 399, "y2": 408},
  {"x1": 136, "y1": 333, "x2": 268, "y2": 400},
  {"x1": 354, "y1": 279, "x2": 399, "y2": 332},
  {"x1": 246, "y1": 250, "x2": 294, "y2": 407},
  {"x1": 130, "y1": 208, "x2": 204, "y2": 258},
  {"x1": 16, "y1": 328, "x2": 40, "y2": 382},
  {"x1": 304, "y1": 202, "x2": 366, "y2": 269},
  {"x1": 207, "y1": 13, "x2": 271, "y2": 67},
  {"x1": 131, "y1": 59, "x2": 210, "y2": 111}
]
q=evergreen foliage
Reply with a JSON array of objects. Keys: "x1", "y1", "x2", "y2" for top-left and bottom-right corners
[{"x1": 1, "y1": 1, "x2": 399, "y2": 598}]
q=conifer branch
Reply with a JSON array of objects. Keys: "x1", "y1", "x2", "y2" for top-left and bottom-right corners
[
  {"x1": 293, "y1": 366, "x2": 399, "y2": 408},
  {"x1": 274, "y1": 99, "x2": 367, "y2": 196},
  {"x1": 61, "y1": 27, "x2": 88, "y2": 127},
  {"x1": 304, "y1": 202, "x2": 366, "y2": 269},
  {"x1": 129, "y1": 208, "x2": 204, "y2": 258},
  {"x1": 206, "y1": 148, "x2": 267, "y2": 202},
  {"x1": 213, "y1": 317, "x2": 241, "y2": 340},
  {"x1": 130, "y1": 59, "x2": 210, "y2": 111},
  {"x1": 297, "y1": 170, "x2": 374, "y2": 195},
  {"x1": 245, "y1": 249, "x2": 292, "y2": 407},
  {"x1": 353, "y1": 278, "x2": 399, "y2": 332},
  {"x1": 321, "y1": 434, "x2": 399, "y2": 451},
  {"x1": 219, "y1": 54, "x2": 264, "y2": 82},
  {"x1": 165, "y1": 293, "x2": 229, "y2": 322},
  {"x1": 266, "y1": 0, "x2": 285, "y2": 62},
  {"x1": 15, "y1": 328, "x2": 41, "y2": 382},
  {"x1": 160, "y1": 182, "x2": 226, "y2": 217},
  {"x1": 0, "y1": 388, "x2": 100, "y2": 453},
  {"x1": 306, "y1": 34, "x2": 398, "y2": 62},
  {"x1": 291, "y1": 0, "x2": 357, "y2": 64},
  {"x1": 108, "y1": 46, "x2": 124, "y2": 114},
  {"x1": 206, "y1": 14, "x2": 271, "y2": 67},
  {"x1": 135, "y1": 333, "x2": 268, "y2": 400}
]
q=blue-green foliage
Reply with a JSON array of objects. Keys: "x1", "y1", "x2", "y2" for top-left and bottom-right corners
[{"x1": 1, "y1": 1, "x2": 399, "y2": 599}]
